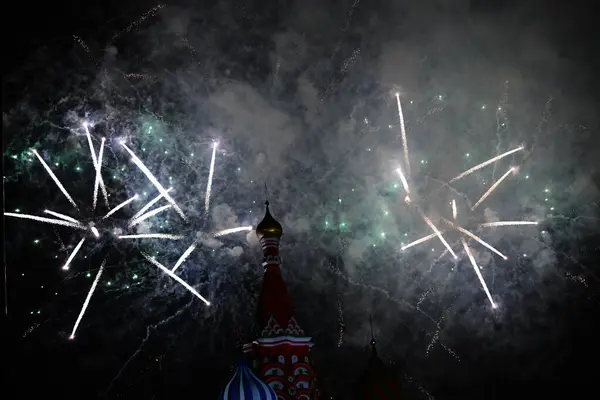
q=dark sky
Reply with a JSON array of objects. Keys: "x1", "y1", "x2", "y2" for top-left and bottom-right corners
[{"x1": 4, "y1": 1, "x2": 600, "y2": 399}]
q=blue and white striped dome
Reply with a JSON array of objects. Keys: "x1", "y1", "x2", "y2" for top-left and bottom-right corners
[{"x1": 221, "y1": 361, "x2": 277, "y2": 400}]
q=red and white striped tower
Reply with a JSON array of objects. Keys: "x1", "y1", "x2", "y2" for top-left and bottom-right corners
[{"x1": 244, "y1": 201, "x2": 319, "y2": 400}]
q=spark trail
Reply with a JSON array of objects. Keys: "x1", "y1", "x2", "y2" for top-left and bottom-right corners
[
  {"x1": 103, "y1": 298, "x2": 194, "y2": 396},
  {"x1": 109, "y1": 4, "x2": 165, "y2": 43},
  {"x1": 70, "y1": 260, "x2": 105, "y2": 339},
  {"x1": 461, "y1": 238, "x2": 496, "y2": 308},
  {"x1": 129, "y1": 204, "x2": 172, "y2": 227},
  {"x1": 44, "y1": 210, "x2": 82, "y2": 225},
  {"x1": 444, "y1": 219, "x2": 508, "y2": 260},
  {"x1": 93, "y1": 137, "x2": 109, "y2": 209},
  {"x1": 62, "y1": 237, "x2": 86, "y2": 270},
  {"x1": 213, "y1": 226, "x2": 253, "y2": 237},
  {"x1": 421, "y1": 214, "x2": 457, "y2": 259},
  {"x1": 404, "y1": 373, "x2": 436, "y2": 400},
  {"x1": 118, "y1": 234, "x2": 183, "y2": 240},
  {"x1": 336, "y1": 290, "x2": 345, "y2": 348},
  {"x1": 471, "y1": 167, "x2": 516, "y2": 211},
  {"x1": 480, "y1": 221, "x2": 539, "y2": 227},
  {"x1": 401, "y1": 232, "x2": 437, "y2": 251},
  {"x1": 333, "y1": 264, "x2": 459, "y2": 359},
  {"x1": 171, "y1": 240, "x2": 200, "y2": 273},
  {"x1": 395, "y1": 93, "x2": 411, "y2": 176},
  {"x1": 141, "y1": 253, "x2": 210, "y2": 305},
  {"x1": 130, "y1": 188, "x2": 173, "y2": 222},
  {"x1": 83, "y1": 124, "x2": 108, "y2": 209},
  {"x1": 4, "y1": 213, "x2": 86, "y2": 230},
  {"x1": 449, "y1": 146, "x2": 523, "y2": 183},
  {"x1": 396, "y1": 166, "x2": 411, "y2": 202},
  {"x1": 205, "y1": 141, "x2": 218, "y2": 215},
  {"x1": 103, "y1": 194, "x2": 138, "y2": 219},
  {"x1": 121, "y1": 144, "x2": 186, "y2": 220},
  {"x1": 72, "y1": 35, "x2": 101, "y2": 69},
  {"x1": 31, "y1": 149, "x2": 78, "y2": 209}
]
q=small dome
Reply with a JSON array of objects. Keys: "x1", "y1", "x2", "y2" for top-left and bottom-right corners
[
  {"x1": 221, "y1": 361, "x2": 277, "y2": 400},
  {"x1": 255, "y1": 201, "x2": 283, "y2": 240}
]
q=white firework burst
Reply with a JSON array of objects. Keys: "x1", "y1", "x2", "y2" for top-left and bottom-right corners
[
  {"x1": 4, "y1": 121, "x2": 205, "y2": 338},
  {"x1": 393, "y1": 93, "x2": 539, "y2": 308}
]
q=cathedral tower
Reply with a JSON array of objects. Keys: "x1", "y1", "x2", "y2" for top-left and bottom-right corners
[
  {"x1": 356, "y1": 318, "x2": 402, "y2": 399},
  {"x1": 243, "y1": 201, "x2": 319, "y2": 399}
]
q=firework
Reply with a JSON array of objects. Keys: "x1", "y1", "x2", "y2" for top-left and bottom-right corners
[
  {"x1": 103, "y1": 194, "x2": 138, "y2": 219},
  {"x1": 4, "y1": 123, "x2": 191, "y2": 336},
  {"x1": 83, "y1": 124, "x2": 108, "y2": 209},
  {"x1": 70, "y1": 260, "x2": 105, "y2": 339},
  {"x1": 4, "y1": 212, "x2": 85, "y2": 230},
  {"x1": 121, "y1": 143, "x2": 186, "y2": 220},
  {"x1": 461, "y1": 239, "x2": 497, "y2": 309},
  {"x1": 395, "y1": 93, "x2": 411, "y2": 176},
  {"x1": 129, "y1": 188, "x2": 173, "y2": 222},
  {"x1": 395, "y1": 166, "x2": 411, "y2": 202},
  {"x1": 444, "y1": 218, "x2": 508, "y2": 260},
  {"x1": 142, "y1": 253, "x2": 210, "y2": 306},
  {"x1": 449, "y1": 146, "x2": 523, "y2": 183},
  {"x1": 30, "y1": 149, "x2": 78, "y2": 209},
  {"x1": 471, "y1": 167, "x2": 516, "y2": 211},
  {"x1": 479, "y1": 221, "x2": 539, "y2": 228},
  {"x1": 62, "y1": 237, "x2": 86, "y2": 271},
  {"x1": 118, "y1": 234, "x2": 183, "y2": 240},
  {"x1": 205, "y1": 141, "x2": 218, "y2": 215},
  {"x1": 171, "y1": 240, "x2": 200, "y2": 273},
  {"x1": 44, "y1": 209, "x2": 83, "y2": 225},
  {"x1": 391, "y1": 94, "x2": 538, "y2": 307},
  {"x1": 129, "y1": 204, "x2": 172, "y2": 227},
  {"x1": 213, "y1": 226, "x2": 253, "y2": 237}
]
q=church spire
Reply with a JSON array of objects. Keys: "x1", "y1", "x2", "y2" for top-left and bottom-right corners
[
  {"x1": 369, "y1": 315, "x2": 377, "y2": 353},
  {"x1": 255, "y1": 201, "x2": 295, "y2": 331},
  {"x1": 357, "y1": 316, "x2": 402, "y2": 399},
  {"x1": 243, "y1": 200, "x2": 319, "y2": 399}
]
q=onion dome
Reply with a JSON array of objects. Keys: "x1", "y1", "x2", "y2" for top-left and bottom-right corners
[
  {"x1": 221, "y1": 361, "x2": 277, "y2": 400},
  {"x1": 255, "y1": 201, "x2": 283, "y2": 240}
]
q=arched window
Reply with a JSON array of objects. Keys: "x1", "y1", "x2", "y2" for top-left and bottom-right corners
[
  {"x1": 265, "y1": 367, "x2": 285, "y2": 377},
  {"x1": 278, "y1": 355, "x2": 285, "y2": 364},
  {"x1": 296, "y1": 381, "x2": 310, "y2": 389},
  {"x1": 269, "y1": 381, "x2": 285, "y2": 391},
  {"x1": 291, "y1": 355, "x2": 298, "y2": 364}
]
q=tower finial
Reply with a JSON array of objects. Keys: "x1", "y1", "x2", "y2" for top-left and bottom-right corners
[
  {"x1": 369, "y1": 315, "x2": 377, "y2": 348},
  {"x1": 264, "y1": 183, "x2": 270, "y2": 206}
]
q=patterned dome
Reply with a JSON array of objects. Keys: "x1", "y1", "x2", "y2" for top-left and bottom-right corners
[{"x1": 221, "y1": 361, "x2": 277, "y2": 400}]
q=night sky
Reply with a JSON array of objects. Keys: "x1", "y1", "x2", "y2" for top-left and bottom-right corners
[{"x1": 4, "y1": 0, "x2": 600, "y2": 399}]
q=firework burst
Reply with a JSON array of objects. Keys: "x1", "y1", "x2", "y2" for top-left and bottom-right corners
[
  {"x1": 145, "y1": 138, "x2": 255, "y2": 284},
  {"x1": 4, "y1": 121, "x2": 206, "y2": 337},
  {"x1": 394, "y1": 93, "x2": 539, "y2": 308}
]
